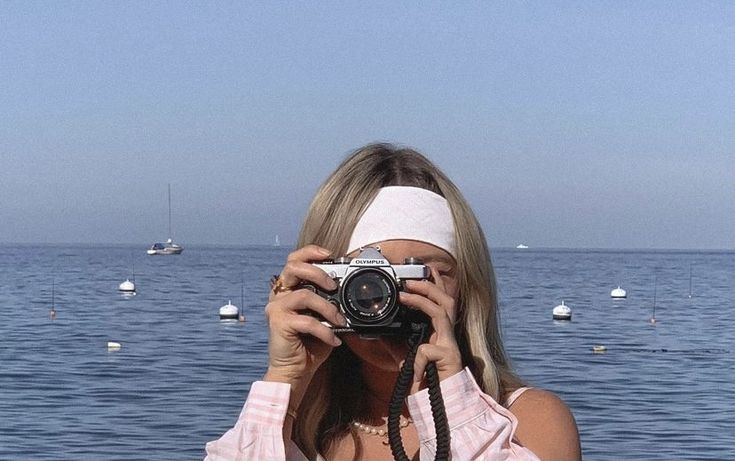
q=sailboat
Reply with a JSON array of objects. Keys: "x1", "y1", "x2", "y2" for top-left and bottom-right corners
[{"x1": 147, "y1": 184, "x2": 184, "y2": 255}]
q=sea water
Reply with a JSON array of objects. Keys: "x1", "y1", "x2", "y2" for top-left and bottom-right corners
[{"x1": 0, "y1": 245, "x2": 733, "y2": 460}]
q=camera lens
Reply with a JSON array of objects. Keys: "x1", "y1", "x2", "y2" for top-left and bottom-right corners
[{"x1": 341, "y1": 268, "x2": 397, "y2": 322}]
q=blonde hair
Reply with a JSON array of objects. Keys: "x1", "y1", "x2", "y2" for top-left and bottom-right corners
[{"x1": 293, "y1": 144, "x2": 522, "y2": 459}]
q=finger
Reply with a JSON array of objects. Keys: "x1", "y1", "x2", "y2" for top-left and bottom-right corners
[
  {"x1": 405, "y1": 278, "x2": 453, "y2": 309},
  {"x1": 413, "y1": 345, "x2": 428, "y2": 383},
  {"x1": 399, "y1": 291, "x2": 454, "y2": 341},
  {"x1": 267, "y1": 290, "x2": 346, "y2": 328},
  {"x1": 278, "y1": 259, "x2": 338, "y2": 292},
  {"x1": 427, "y1": 265, "x2": 447, "y2": 292},
  {"x1": 405, "y1": 278, "x2": 457, "y2": 324},
  {"x1": 400, "y1": 290, "x2": 444, "y2": 318},
  {"x1": 413, "y1": 344, "x2": 462, "y2": 382},
  {"x1": 287, "y1": 244, "x2": 332, "y2": 263},
  {"x1": 288, "y1": 314, "x2": 343, "y2": 347}
]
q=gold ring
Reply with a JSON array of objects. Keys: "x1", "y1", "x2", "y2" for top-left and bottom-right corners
[{"x1": 270, "y1": 275, "x2": 291, "y2": 294}]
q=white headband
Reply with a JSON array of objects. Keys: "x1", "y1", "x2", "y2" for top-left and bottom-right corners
[{"x1": 347, "y1": 186, "x2": 457, "y2": 258}]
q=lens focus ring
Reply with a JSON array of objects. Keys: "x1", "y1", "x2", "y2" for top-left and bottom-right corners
[{"x1": 340, "y1": 268, "x2": 398, "y2": 323}]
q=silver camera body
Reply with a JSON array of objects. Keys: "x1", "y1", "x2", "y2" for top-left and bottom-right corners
[{"x1": 305, "y1": 247, "x2": 429, "y2": 336}]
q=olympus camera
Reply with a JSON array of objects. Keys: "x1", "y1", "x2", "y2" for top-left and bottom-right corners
[{"x1": 303, "y1": 247, "x2": 430, "y2": 336}]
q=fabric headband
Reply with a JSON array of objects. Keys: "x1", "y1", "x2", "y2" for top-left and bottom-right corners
[{"x1": 347, "y1": 186, "x2": 457, "y2": 259}]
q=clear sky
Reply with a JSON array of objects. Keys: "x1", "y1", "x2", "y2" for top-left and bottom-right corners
[{"x1": 2, "y1": 2, "x2": 734, "y2": 249}]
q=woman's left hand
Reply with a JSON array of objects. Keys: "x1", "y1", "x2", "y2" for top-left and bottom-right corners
[{"x1": 399, "y1": 266, "x2": 463, "y2": 390}]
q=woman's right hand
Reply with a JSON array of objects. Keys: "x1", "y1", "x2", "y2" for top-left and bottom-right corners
[{"x1": 263, "y1": 245, "x2": 346, "y2": 389}]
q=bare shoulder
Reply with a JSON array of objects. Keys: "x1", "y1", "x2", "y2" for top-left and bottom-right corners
[{"x1": 507, "y1": 388, "x2": 581, "y2": 461}]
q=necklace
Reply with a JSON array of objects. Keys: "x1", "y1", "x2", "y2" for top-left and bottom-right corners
[{"x1": 351, "y1": 415, "x2": 413, "y2": 438}]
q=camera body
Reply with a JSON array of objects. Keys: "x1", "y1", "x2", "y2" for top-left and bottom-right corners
[{"x1": 304, "y1": 247, "x2": 430, "y2": 336}]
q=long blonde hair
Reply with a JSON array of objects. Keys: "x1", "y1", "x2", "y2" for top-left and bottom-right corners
[{"x1": 293, "y1": 144, "x2": 522, "y2": 459}]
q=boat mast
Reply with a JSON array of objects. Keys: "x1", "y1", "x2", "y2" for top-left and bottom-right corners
[{"x1": 168, "y1": 183, "x2": 172, "y2": 241}]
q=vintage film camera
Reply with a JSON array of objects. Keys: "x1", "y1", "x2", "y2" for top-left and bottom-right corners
[{"x1": 303, "y1": 247, "x2": 430, "y2": 336}]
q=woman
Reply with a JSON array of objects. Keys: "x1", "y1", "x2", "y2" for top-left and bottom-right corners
[{"x1": 205, "y1": 144, "x2": 581, "y2": 460}]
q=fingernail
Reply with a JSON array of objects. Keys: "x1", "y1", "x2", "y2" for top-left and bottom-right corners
[
  {"x1": 333, "y1": 337, "x2": 342, "y2": 347},
  {"x1": 318, "y1": 247, "x2": 332, "y2": 256},
  {"x1": 337, "y1": 314, "x2": 347, "y2": 326}
]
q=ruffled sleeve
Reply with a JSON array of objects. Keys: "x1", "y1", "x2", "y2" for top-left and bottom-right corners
[
  {"x1": 406, "y1": 368, "x2": 540, "y2": 461},
  {"x1": 204, "y1": 381, "x2": 308, "y2": 461}
]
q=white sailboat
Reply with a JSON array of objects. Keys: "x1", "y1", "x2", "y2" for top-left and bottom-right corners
[{"x1": 147, "y1": 184, "x2": 184, "y2": 255}]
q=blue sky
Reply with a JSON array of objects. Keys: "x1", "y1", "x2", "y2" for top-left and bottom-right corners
[{"x1": 2, "y1": 2, "x2": 734, "y2": 249}]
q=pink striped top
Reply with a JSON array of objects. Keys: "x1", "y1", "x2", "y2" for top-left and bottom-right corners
[{"x1": 204, "y1": 368, "x2": 540, "y2": 461}]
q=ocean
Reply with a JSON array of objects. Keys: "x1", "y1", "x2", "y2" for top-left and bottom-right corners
[{"x1": 0, "y1": 244, "x2": 733, "y2": 460}]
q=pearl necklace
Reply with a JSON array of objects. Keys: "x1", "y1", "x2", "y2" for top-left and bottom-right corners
[{"x1": 351, "y1": 415, "x2": 412, "y2": 438}]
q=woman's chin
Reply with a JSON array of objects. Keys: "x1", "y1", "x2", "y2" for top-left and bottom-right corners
[{"x1": 343, "y1": 335, "x2": 409, "y2": 371}]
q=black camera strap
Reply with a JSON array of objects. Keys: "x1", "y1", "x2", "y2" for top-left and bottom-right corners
[{"x1": 387, "y1": 323, "x2": 450, "y2": 461}]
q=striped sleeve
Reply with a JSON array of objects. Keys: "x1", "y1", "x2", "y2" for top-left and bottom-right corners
[
  {"x1": 204, "y1": 381, "x2": 308, "y2": 461},
  {"x1": 406, "y1": 368, "x2": 541, "y2": 461}
]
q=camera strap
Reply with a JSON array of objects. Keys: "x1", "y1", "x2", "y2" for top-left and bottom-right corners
[{"x1": 387, "y1": 323, "x2": 450, "y2": 461}]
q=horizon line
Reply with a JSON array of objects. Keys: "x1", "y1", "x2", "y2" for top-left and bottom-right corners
[{"x1": 0, "y1": 241, "x2": 732, "y2": 253}]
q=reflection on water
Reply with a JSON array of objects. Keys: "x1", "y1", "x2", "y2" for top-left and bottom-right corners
[{"x1": 1, "y1": 245, "x2": 733, "y2": 460}]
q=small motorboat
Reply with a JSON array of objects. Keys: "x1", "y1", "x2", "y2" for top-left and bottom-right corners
[
  {"x1": 219, "y1": 300, "x2": 239, "y2": 320},
  {"x1": 516, "y1": 244, "x2": 529, "y2": 249},
  {"x1": 611, "y1": 286, "x2": 627, "y2": 298},
  {"x1": 147, "y1": 239, "x2": 183, "y2": 255},
  {"x1": 552, "y1": 301, "x2": 572, "y2": 320}
]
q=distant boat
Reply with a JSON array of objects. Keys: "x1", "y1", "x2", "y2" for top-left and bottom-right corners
[
  {"x1": 148, "y1": 184, "x2": 184, "y2": 255},
  {"x1": 516, "y1": 244, "x2": 529, "y2": 249},
  {"x1": 274, "y1": 234, "x2": 281, "y2": 247}
]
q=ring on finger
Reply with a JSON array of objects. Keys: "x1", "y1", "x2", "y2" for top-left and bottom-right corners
[{"x1": 270, "y1": 275, "x2": 293, "y2": 294}]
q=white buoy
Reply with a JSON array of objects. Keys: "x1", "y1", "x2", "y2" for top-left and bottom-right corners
[
  {"x1": 118, "y1": 279, "x2": 136, "y2": 293},
  {"x1": 592, "y1": 345, "x2": 607, "y2": 353},
  {"x1": 107, "y1": 341, "x2": 122, "y2": 351},
  {"x1": 611, "y1": 286, "x2": 627, "y2": 298},
  {"x1": 219, "y1": 300, "x2": 239, "y2": 320},
  {"x1": 552, "y1": 301, "x2": 572, "y2": 320}
]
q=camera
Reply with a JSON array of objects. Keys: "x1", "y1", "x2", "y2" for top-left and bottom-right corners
[{"x1": 302, "y1": 247, "x2": 430, "y2": 336}]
